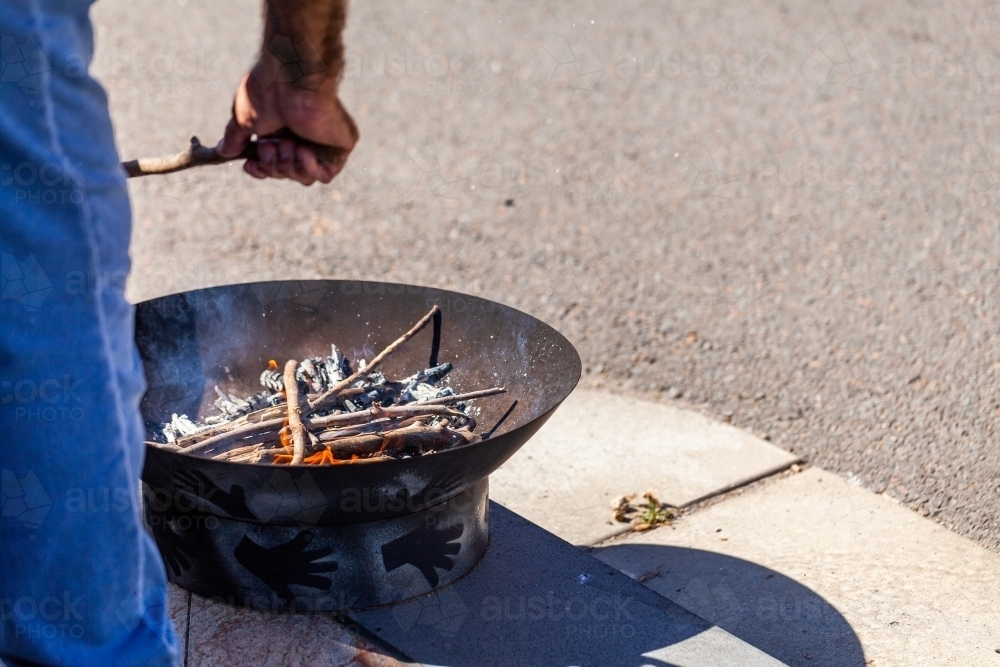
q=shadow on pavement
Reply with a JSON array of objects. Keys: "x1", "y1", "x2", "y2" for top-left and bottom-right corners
[
  {"x1": 352, "y1": 504, "x2": 792, "y2": 667},
  {"x1": 591, "y1": 543, "x2": 866, "y2": 667}
]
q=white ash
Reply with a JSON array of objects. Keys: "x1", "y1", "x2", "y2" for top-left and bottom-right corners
[
  {"x1": 400, "y1": 363, "x2": 454, "y2": 402},
  {"x1": 404, "y1": 382, "x2": 454, "y2": 402},
  {"x1": 211, "y1": 386, "x2": 281, "y2": 420},
  {"x1": 259, "y1": 344, "x2": 354, "y2": 394},
  {"x1": 161, "y1": 413, "x2": 213, "y2": 443}
]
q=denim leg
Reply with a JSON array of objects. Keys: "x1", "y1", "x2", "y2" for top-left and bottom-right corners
[{"x1": 0, "y1": 1, "x2": 178, "y2": 665}]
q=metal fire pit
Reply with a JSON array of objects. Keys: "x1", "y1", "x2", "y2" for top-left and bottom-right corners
[{"x1": 136, "y1": 280, "x2": 581, "y2": 612}]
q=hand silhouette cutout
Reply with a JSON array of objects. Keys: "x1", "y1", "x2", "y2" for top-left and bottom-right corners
[
  {"x1": 172, "y1": 469, "x2": 256, "y2": 521},
  {"x1": 381, "y1": 523, "x2": 464, "y2": 587},
  {"x1": 234, "y1": 530, "x2": 338, "y2": 604},
  {"x1": 413, "y1": 471, "x2": 465, "y2": 508}
]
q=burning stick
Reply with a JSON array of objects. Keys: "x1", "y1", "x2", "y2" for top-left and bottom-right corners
[
  {"x1": 309, "y1": 305, "x2": 440, "y2": 413},
  {"x1": 198, "y1": 402, "x2": 485, "y2": 458},
  {"x1": 182, "y1": 416, "x2": 286, "y2": 455},
  {"x1": 309, "y1": 403, "x2": 477, "y2": 430},
  {"x1": 213, "y1": 442, "x2": 285, "y2": 462},
  {"x1": 283, "y1": 422, "x2": 473, "y2": 462},
  {"x1": 147, "y1": 441, "x2": 182, "y2": 451},
  {"x1": 415, "y1": 387, "x2": 507, "y2": 406},
  {"x1": 283, "y1": 360, "x2": 310, "y2": 465},
  {"x1": 171, "y1": 386, "x2": 373, "y2": 449},
  {"x1": 210, "y1": 417, "x2": 483, "y2": 464}
]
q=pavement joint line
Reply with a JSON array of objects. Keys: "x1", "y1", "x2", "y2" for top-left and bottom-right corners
[
  {"x1": 582, "y1": 458, "x2": 807, "y2": 548},
  {"x1": 589, "y1": 463, "x2": 813, "y2": 550},
  {"x1": 182, "y1": 592, "x2": 191, "y2": 667},
  {"x1": 676, "y1": 457, "x2": 806, "y2": 509}
]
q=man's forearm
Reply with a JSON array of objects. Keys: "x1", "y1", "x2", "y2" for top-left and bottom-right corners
[{"x1": 256, "y1": 0, "x2": 348, "y2": 91}]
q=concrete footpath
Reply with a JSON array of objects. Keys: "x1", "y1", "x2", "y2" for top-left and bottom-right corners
[
  {"x1": 494, "y1": 390, "x2": 1000, "y2": 667},
  {"x1": 161, "y1": 389, "x2": 1000, "y2": 665}
]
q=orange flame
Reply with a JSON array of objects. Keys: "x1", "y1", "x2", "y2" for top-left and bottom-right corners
[
  {"x1": 268, "y1": 359, "x2": 278, "y2": 370},
  {"x1": 304, "y1": 449, "x2": 337, "y2": 465}
]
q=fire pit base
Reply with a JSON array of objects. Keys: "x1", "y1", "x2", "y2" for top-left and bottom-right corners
[{"x1": 144, "y1": 478, "x2": 489, "y2": 613}]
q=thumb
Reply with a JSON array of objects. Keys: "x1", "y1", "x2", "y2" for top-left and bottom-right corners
[{"x1": 217, "y1": 115, "x2": 253, "y2": 159}]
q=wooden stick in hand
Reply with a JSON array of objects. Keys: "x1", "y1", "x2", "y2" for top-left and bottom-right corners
[{"x1": 121, "y1": 134, "x2": 338, "y2": 178}]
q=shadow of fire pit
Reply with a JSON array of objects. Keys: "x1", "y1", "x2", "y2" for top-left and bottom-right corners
[{"x1": 591, "y1": 544, "x2": 865, "y2": 667}]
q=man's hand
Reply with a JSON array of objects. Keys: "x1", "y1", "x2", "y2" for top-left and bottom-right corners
[{"x1": 217, "y1": 0, "x2": 357, "y2": 186}]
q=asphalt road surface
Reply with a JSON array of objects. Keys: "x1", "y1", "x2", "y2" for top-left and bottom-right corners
[{"x1": 88, "y1": 0, "x2": 1000, "y2": 550}]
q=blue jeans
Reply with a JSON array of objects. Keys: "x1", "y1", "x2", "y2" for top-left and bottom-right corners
[{"x1": 0, "y1": 1, "x2": 178, "y2": 664}]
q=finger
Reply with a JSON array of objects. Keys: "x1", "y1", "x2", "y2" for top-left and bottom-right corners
[
  {"x1": 244, "y1": 161, "x2": 268, "y2": 179},
  {"x1": 317, "y1": 163, "x2": 335, "y2": 184},
  {"x1": 318, "y1": 158, "x2": 345, "y2": 184},
  {"x1": 274, "y1": 138, "x2": 296, "y2": 178},
  {"x1": 305, "y1": 560, "x2": 339, "y2": 574},
  {"x1": 292, "y1": 145, "x2": 319, "y2": 186},
  {"x1": 417, "y1": 564, "x2": 440, "y2": 588},
  {"x1": 301, "y1": 546, "x2": 334, "y2": 561},
  {"x1": 431, "y1": 556, "x2": 456, "y2": 571},
  {"x1": 218, "y1": 115, "x2": 253, "y2": 159},
  {"x1": 256, "y1": 142, "x2": 278, "y2": 176}
]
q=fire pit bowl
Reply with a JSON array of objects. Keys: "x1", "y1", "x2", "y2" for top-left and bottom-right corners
[{"x1": 136, "y1": 280, "x2": 581, "y2": 611}]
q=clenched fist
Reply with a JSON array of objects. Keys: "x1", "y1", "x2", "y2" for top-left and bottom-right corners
[{"x1": 217, "y1": 68, "x2": 357, "y2": 185}]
